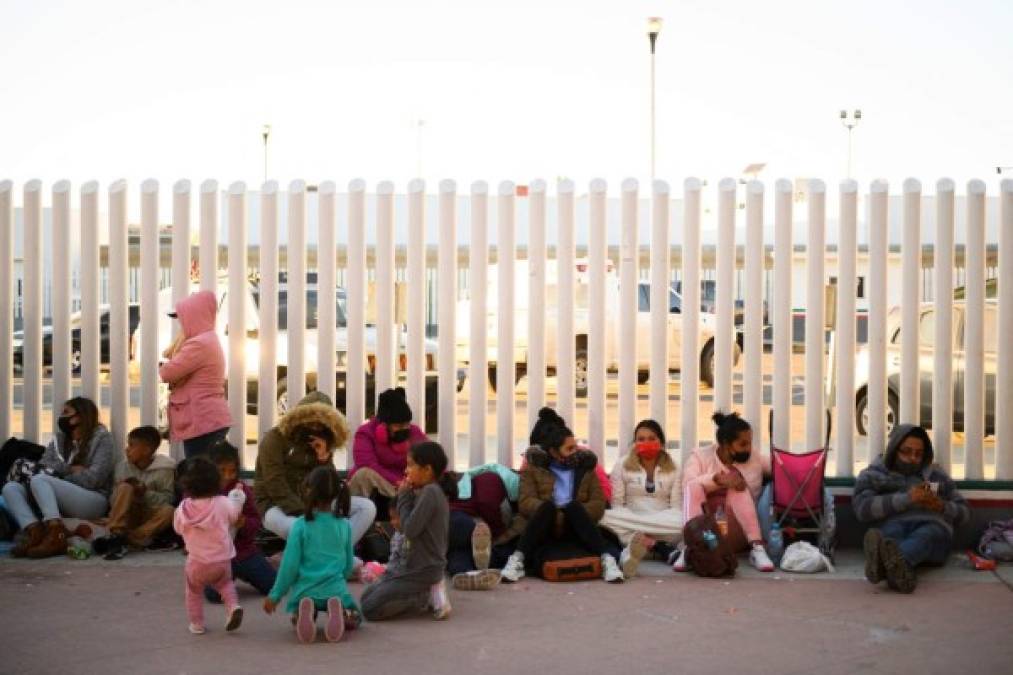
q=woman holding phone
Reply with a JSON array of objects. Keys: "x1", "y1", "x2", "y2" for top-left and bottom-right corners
[{"x1": 600, "y1": 419, "x2": 683, "y2": 578}]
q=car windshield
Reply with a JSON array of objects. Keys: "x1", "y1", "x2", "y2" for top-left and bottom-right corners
[{"x1": 252, "y1": 285, "x2": 348, "y2": 330}]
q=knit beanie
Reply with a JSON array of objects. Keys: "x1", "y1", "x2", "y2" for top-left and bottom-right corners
[{"x1": 376, "y1": 387, "x2": 412, "y2": 424}]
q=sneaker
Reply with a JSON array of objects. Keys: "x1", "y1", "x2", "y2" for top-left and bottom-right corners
[
  {"x1": 324, "y1": 598, "x2": 345, "y2": 642},
  {"x1": 225, "y1": 606, "x2": 243, "y2": 632},
  {"x1": 103, "y1": 541, "x2": 129, "y2": 561},
  {"x1": 601, "y1": 553, "x2": 624, "y2": 583},
  {"x1": 863, "y1": 529, "x2": 886, "y2": 584},
  {"x1": 671, "y1": 547, "x2": 688, "y2": 572},
  {"x1": 471, "y1": 520, "x2": 492, "y2": 570},
  {"x1": 188, "y1": 623, "x2": 206, "y2": 635},
  {"x1": 295, "y1": 597, "x2": 317, "y2": 644},
  {"x1": 620, "y1": 532, "x2": 649, "y2": 578},
  {"x1": 430, "y1": 578, "x2": 452, "y2": 620},
  {"x1": 500, "y1": 551, "x2": 526, "y2": 583},
  {"x1": 452, "y1": 569, "x2": 502, "y2": 591},
  {"x1": 749, "y1": 545, "x2": 775, "y2": 572},
  {"x1": 880, "y1": 537, "x2": 917, "y2": 594}
]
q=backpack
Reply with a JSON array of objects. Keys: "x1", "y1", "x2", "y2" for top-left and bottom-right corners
[
  {"x1": 978, "y1": 519, "x2": 1013, "y2": 562},
  {"x1": 0, "y1": 437, "x2": 45, "y2": 481},
  {"x1": 683, "y1": 505, "x2": 738, "y2": 577},
  {"x1": 356, "y1": 521, "x2": 396, "y2": 563}
]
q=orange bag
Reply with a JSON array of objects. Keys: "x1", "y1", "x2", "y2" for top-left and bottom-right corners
[{"x1": 541, "y1": 556, "x2": 602, "y2": 582}]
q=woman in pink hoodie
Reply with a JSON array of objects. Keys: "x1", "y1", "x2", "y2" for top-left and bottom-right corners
[{"x1": 159, "y1": 290, "x2": 232, "y2": 458}]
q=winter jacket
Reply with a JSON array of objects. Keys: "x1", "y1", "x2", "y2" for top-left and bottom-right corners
[
  {"x1": 173, "y1": 495, "x2": 242, "y2": 564},
  {"x1": 254, "y1": 391, "x2": 350, "y2": 517},
  {"x1": 158, "y1": 290, "x2": 232, "y2": 442},
  {"x1": 349, "y1": 417, "x2": 427, "y2": 487},
  {"x1": 221, "y1": 480, "x2": 261, "y2": 561},
  {"x1": 853, "y1": 424, "x2": 970, "y2": 535},
  {"x1": 610, "y1": 452, "x2": 682, "y2": 512},
  {"x1": 114, "y1": 453, "x2": 177, "y2": 508},
  {"x1": 682, "y1": 442, "x2": 770, "y2": 502},
  {"x1": 40, "y1": 425, "x2": 116, "y2": 497},
  {"x1": 502, "y1": 446, "x2": 606, "y2": 542}
]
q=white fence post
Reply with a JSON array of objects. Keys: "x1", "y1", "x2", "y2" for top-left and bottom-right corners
[
  {"x1": 497, "y1": 181, "x2": 517, "y2": 466},
  {"x1": 346, "y1": 180, "x2": 367, "y2": 432},
  {"x1": 468, "y1": 181, "x2": 489, "y2": 466},
  {"x1": 227, "y1": 182, "x2": 247, "y2": 452},
  {"x1": 964, "y1": 179, "x2": 986, "y2": 479},
  {"x1": 375, "y1": 181, "x2": 396, "y2": 398},
  {"x1": 772, "y1": 179, "x2": 794, "y2": 451},
  {"x1": 588, "y1": 178, "x2": 608, "y2": 459},
  {"x1": 743, "y1": 180, "x2": 764, "y2": 436},
  {"x1": 52, "y1": 180, "x2": 72, "y2": 430},
  {"x1": 932, "y1": 179, "x2": 955, "y2": 471},
  {"x1": 140, "y1": 179, "x2": 160, "y2": 427},
  {"x1": 80, "y1": 182, "x2": 100, "y2": 405},
  {"x1": 649, "y1": 180, "x2": 670, "y2": 430},
  {"x1": 22, "y1": 180, "x2": 43, "y2": 442},
  {"x1": 527, "y1": 178, "x2": 547, "y2": 432},
  {"x1": 318, "y1": 181, "x2": 338, "y2": 408},
  {"x1": 805, "y1": 179, "x2": 826, "y2": 450},
  {"x1": 258, "y1": 182, "x2": 279, "y2": 437},
  {"x1": 836, "y1": 180, "x2": 858, "y2": 476},
  {"x1": 867, "y1": 179, "x2": 890, "y2": 462},
  {"x1": 199, "y1": 180, "x2": 218, "y2": 294},
  {"x1": 406, "y1": 180, "x2": 426, "y2": 424},
  {"x1": 438, "y1": 179, "x2": 457, "y2": 456},
  {"x1": 287, "y1": 180, "x2": 307, "y2": 405},
  {"x1": 0, "y1": 181, "x2": 12, "y2": 440},
  {"x1": 998, "y1": 179, "x2": 1013, "y2": 479},
  {"x1": 556, "y1": 179, "x2": 577, "y2": 426},
  {"x1": 172, "y1": 180, "x2": 192, "y2": 341},
  {"x1": 618, "y1": 178, "x2": 639, "y2": 451},
  {"x1": 900, "y1": 179, "x2": 922, "y2": 424},
  {"x1": 108, "y1": 179, "x2": 129, "y2": 450},
  {"x1": 714, "y1": 178, "x2": 736, "y2": 414},
  {"x1": 681, "y1": 178, "x2": 702, "y2": 462}
]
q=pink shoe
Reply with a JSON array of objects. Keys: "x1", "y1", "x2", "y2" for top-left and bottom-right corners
[
  {"x1": 295, "y1": 597, "x2": 316, "y2": 644},
  {"x1": 324, "y1": 598, "x2": 345, "y2": 643}
]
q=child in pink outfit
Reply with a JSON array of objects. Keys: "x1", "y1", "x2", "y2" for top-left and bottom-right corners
[{"x1": 174, "y1": 457, "x2": 245, "y2": 634}]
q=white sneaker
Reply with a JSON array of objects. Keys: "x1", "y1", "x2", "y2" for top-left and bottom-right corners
[
  {"x1": 500, "y1": 551, "x2": 526, "y2": 583},
  {"x1": 189, "y1": 623, "x2": 206, "y2": 635},
  {"x1": 750, "y1": 545, "x2": 775, "y2": 572},
  {"x1": 620, "y1": 532, "x2": 648, "y2": 578},
  {"x1": 671, "y1": 547, "x2": 688, "y2": 572},
  {"x1": 429, "y1": 578, "x2": 452, "y2": 620},
  {"x1": 601, "y1": 553, "x2": 624, "y2": 583}
]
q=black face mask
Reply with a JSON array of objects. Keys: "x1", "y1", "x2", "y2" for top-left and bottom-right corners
[
  {"x1": 389, "y1": 428, "x2": 411, "y2": 444},
  {"x1": 894, "y1": 460, "x2": 921, "y2": 476},
  {"x1": 58, "y1": 415, "x2": 76, "y2": 435},
  {"x1": 731, "y1": 451, "x2": 751, "y2": 464}
]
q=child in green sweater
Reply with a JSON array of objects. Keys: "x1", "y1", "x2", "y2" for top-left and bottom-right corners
[{"x1": 263, "y1": 466, "x2": 362, "y2": 644}]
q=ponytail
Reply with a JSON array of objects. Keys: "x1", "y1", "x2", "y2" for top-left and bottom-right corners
[{"x1": 712, "y1": 411, "x2": 751, "y2": 447}]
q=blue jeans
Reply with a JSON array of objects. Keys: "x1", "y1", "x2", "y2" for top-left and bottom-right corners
[
  {"x1": 880, "y1": 520, "x2": 951, "y2": 568},
  {"x1": 446, "y1": 510, "x2": 514, "y2": 576},
  {"x1": 205, "y1": 552, "x2": 277, "y2": 602}
]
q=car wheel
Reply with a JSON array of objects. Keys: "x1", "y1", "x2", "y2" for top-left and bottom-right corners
[
  {"x1": 276, "y1": 379, "x2": 290, "y2": 416},
  {"x1": 856, "y1": 389, "x2": 899, "y2": 437},
  {"x1": 70, "y1": 347, "x2": 82, "y2": 375},
  {"x1": 700, "y1": 340, "x2": 716, "y2": 388},
  {"x1": 487, "y1": 364, "x2": 523, "y2": 392},
  {"x1": 637, "y1": 370, "x2": 650, "y2": 385},
  {"x1": 574, "y1": 348, "x2": 589, "y2": 398}
]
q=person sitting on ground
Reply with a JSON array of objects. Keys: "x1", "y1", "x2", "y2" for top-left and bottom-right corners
[
  {"x1": 855, "y1": 424, "x2": 970, "y2": 594},
  {"x1": 675, "y1": 411, "x2": 775, "y2": 573},
  {"x1": 93, "y1": 425, "x2": 176, "y2": 560},
  {"x1": 447, "y1": 470, "x2": 516, "y2": 591},
  {"x1": 204, "y1": 442, "x2": 277, "y2": 603},
  {"x1": 529, "y1": 407, "x2": 612, "y2": 503},
  {"x1": 360, "y1": 441, "x2": 455, "y2": 621},
  {"x1": 499, "y1": 408, "x2": 624, "y2": 584},
  {"x1": 600, "y1": 419, "x2": 683, "y2": 578},
  {"x1": 254, "y1": 391, "x2": 376, "y2": 547},
  {"x1": 347, "y1": 387, "x2": 427, "y2": 504},
  {"x1": 3, "y1": 397, "x2": 115, "y2": 558},
  {"x1": 264, "y1": 466, "x2": 362, "y2": 644}
]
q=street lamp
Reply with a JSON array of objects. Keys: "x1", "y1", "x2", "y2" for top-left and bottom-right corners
[
  {"x1": 647, "y1": 17, "x2": 662, "y2": 184},
  {"x1": 840, "y1": 109, "x2": 861, "y2": 179},
  {"x1": 262, "y1": 124, "x2": 271, "y2": 183}
]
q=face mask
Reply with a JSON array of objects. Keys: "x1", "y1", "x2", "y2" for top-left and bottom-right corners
[
  {"x1": 636, "y1": 441, "x2": 662, "y2": 461},
  {"x1": 58, "y1": 415, "x2": 76, "y2": 435},
  {"x1": 731, "y1": 451, "x2": 751, "y2": 464},
  {"x1": 555, "y1": 452, "x2": 581, "y2": 469},
  {"x1": 894, "y1": 460, "x2": 921, "y2": 476}
]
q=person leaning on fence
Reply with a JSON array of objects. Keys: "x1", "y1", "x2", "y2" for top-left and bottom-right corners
[
  {"x1": 854, "y1": 424, "x2": 970, "y2": 594},
  {"x1": 254, "y1": 391, "x2": 376, "y2": 548},
  {"x1": 347, "y1": 387, "x2": 427, "y2": 504},
  {"x1": 2, "y1": 397, "x2": 115, "y2": 558},
  {"x1": 674, "y1": 411, "x2": 776, "y2": 573},
  {"x1": 159, "y1": 290, "x2": 232, "y2": 458}
]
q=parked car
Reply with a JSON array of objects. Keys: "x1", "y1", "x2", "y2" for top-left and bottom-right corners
[
  {"x1": 13, "y1": 304, "x2": 141, "y2": 374},
  {"x1": 675, "y1": 279, "x2": 769, "y2": 327},
  {"x1": 852, "y1": 301, "x2": 998, "y2": 436}
]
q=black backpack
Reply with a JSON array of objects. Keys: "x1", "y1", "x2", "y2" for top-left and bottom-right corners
[
  {"x1": 0, "y1": 437, "x2": 45, "y2": 481},
  {"x1": 683, "y1": 504, "x2": 738, "y2": 578}
]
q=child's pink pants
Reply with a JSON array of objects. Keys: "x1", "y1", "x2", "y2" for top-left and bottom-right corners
[{"x1": 184, "y1": 559, "x2": 238, "y2": 626}]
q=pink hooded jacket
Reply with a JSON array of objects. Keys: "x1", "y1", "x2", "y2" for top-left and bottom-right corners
[
  {"x1": 173, "y1": 495, "x2": 242, "y2": 564},
  {"x1": 350, "y1": 417, "x2": 427, "y2": 486},
  {"x1": 158, "y1": 290, "x2": 232, "y2": 442},
  {"x1": 682, "y1": 443, "x2": 771, "y2": 501}
]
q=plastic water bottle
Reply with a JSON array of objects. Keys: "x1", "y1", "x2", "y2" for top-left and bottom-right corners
[
  {"x1": 66, "y1": 536, "x2": 91, "y2": 560},
  {"x1": 767, "y1": 523, "x2": 784, "y2": 565},
  {"x1": 714, "y1": 505, "x2": 728, "y2": 537},
  {"x1": 702, "y1": 530, "x2": 719, "y2": 550}
]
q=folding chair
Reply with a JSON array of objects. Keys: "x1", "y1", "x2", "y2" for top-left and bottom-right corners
[{"x1": 768, "y1": 409, "x2": 835, "y2": 557}]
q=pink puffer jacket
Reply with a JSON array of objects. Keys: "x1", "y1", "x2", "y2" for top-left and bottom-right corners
[{"x1": 158, "y1": 290, "x2": 232, "y2": 442}]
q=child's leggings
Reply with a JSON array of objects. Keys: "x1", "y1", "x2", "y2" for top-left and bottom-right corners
[
  {"x1": 185, "y1": 559, "x2": 238, "y2": 625},
  {"x1": 683, "y1": 483, "x2": 762, "y2": 543}
]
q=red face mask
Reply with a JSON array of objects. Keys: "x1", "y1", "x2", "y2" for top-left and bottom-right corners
[{"x1": 636, "y1": 440, "x2": 662, "y2": 461}]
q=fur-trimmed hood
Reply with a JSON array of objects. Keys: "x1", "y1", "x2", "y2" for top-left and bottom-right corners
[
  {"x1": 524, "y1": 445, "x2": 598, "y2": 471},
  {"x1": 278, "y1": 391, "x2": 349, "y2": 449}
]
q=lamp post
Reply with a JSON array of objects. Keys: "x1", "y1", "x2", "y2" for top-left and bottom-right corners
[
  {"x1": 647, "y1": 17, "x2": 662, "y2": 184},
  {"x1": 262, "y1": 124, "x2": 271, "y2": 183},
  {"x1": 840, "y1": 110, "x2": 861, "y2": 179}
]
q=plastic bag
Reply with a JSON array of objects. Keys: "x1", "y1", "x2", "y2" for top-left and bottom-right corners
[{"x1": 778, "y1": 541, "x2": 834, "y2": 574}]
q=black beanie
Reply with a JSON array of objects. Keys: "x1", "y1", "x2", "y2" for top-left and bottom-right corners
[{"x1": 377, "y1": 387, "x2": 412, "y2": 424}]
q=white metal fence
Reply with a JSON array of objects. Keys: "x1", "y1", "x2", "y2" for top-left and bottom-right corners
[{"x1": 1, "y1": 177, "x2": 1011, "y2": 481}]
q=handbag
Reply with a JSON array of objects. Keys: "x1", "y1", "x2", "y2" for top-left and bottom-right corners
[{"x1": 356, "y1": 521, "x2": 396, "y2": 563}]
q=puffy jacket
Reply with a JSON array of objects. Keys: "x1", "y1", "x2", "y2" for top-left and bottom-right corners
[
  {"x1": 158, "y1": 290, "x2": 232, "y2": 442},
  {"x1": 350, "y1": 417, "x2": 427, "y2": 486}
]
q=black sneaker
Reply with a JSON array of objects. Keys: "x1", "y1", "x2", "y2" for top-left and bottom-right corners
[
  {"x1": 92, "y1": 534, "x2": 123, "y2": 556},
  {"x1": 104, "y1": 541, "x2": 129, "y2": 561}
]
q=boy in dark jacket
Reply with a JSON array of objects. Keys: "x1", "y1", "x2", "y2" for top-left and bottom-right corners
[{"x1": 854, "y1": 424, "x2": 970, "y2": 593}]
